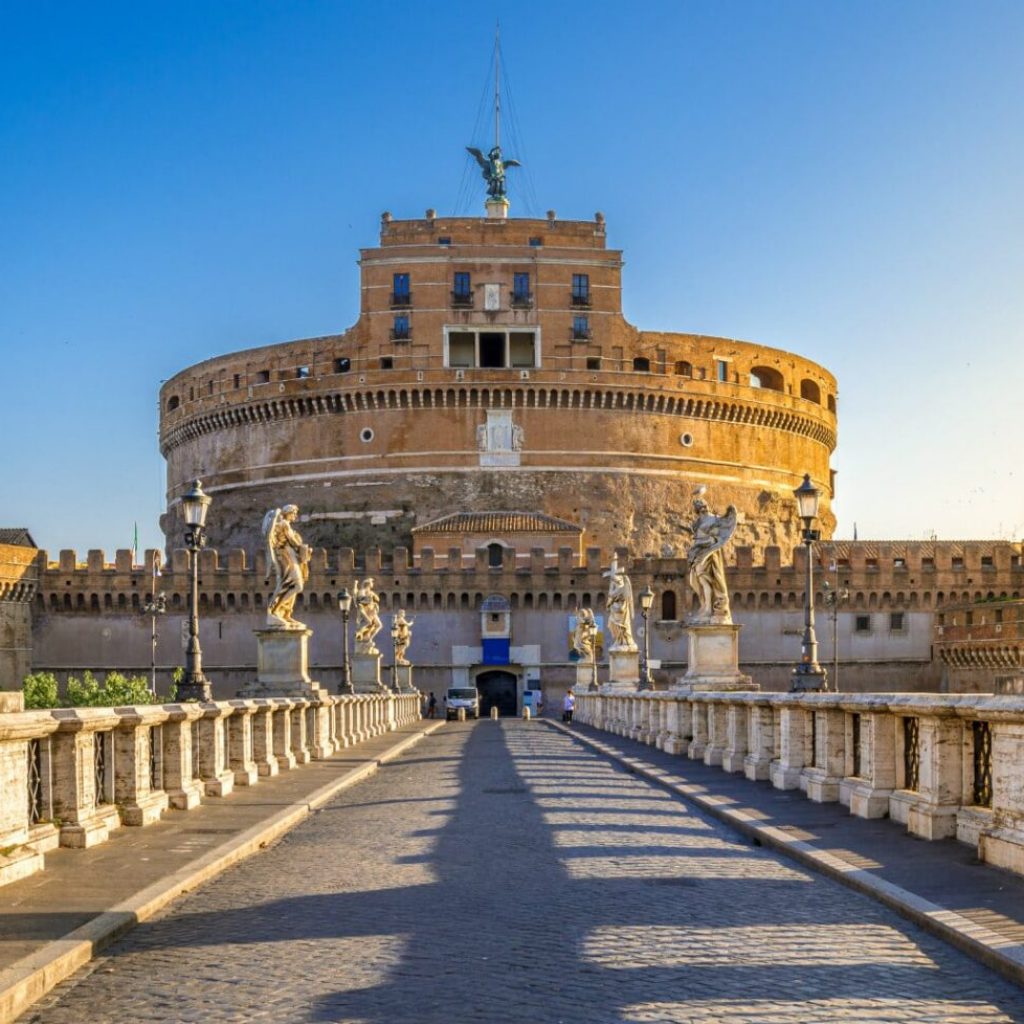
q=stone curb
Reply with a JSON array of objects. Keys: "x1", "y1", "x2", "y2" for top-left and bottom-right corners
[
  {"x1": 546, "y1": 719, "x2": 1024, "y2": 988},
  {"x1": 0, "y1": 720, "x2": 445, "y2": 1024}
]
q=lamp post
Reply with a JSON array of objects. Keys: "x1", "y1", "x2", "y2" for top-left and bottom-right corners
[
  {"x1": 638, "y1": 584, "x2": 655, "y2": 689},
  {"x1": 142, "y1": 590, "x2": 166, "y2": 697},
  {"x1": 177, "y1": 479, "x2": 212, "y2": 702},
  {"x1": 791, "y1": 473, "x2": 828, "y2": 692},
  {"x1": 338, "y1": 587, "x2": 354, "y2": 694}
]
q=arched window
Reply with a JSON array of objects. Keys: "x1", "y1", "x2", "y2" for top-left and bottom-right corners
[
  {"x1": 827, "y1": 394, "x2": 837, "y2": 413},
  {"x1": 661, "y1": 590, "x2": 677, "y2": 620},
  {"x1": 750, "y1": 366, "x2": 785, "y2": 392},
  {"x1": 800, "y1": 379, "x2": 821, "y2": 404},
  {"x1": 487, "y1": 543, "x2": 504, "y2": 568},
  {"x1": 633, "y1": 357, "x2": 650, "y2": 372},
  {"x1": 674, "y1": 360, "x2": 692, "y2": 377},
  {"x1": 167, "y1": 395, "x2": 180, "y2": 411}
]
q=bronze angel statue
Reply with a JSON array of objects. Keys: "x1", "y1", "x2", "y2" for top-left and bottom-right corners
[
  {"x1": 466, "y1": 145, "x2": 520, "y2": 199},
  {"x1": 682, "y1": 487, "x2": 738, "y2": 623}
]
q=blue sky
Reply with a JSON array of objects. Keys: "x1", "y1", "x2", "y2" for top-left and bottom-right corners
[{"x1": 2, "y1": 1, "x2": 1022, "y2": 556}]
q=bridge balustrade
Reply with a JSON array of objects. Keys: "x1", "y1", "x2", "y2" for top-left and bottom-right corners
[
  {"x1": 574, "y1": 690, "x2": 1023, "y2": 877},
  {"x1": 0, "y1": 692, "x2": 422, "y2": 890}
]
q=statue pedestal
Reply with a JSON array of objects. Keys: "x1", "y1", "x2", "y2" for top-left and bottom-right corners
[
  {"x1": 673, "y1": 622, "x2": 757, "y2": 692},
  {"x1": 353, "y1": 651, "x2": 387, "y2": 693},
  {"x1": 393, "y1": 664, "x2": 416, "y2": 694},
  {"x1": 237, "y1": 628, "x2": 328, "y2": 700},
  {"x1": 601, "y1": 648, "x2": 640, "y2": 693}
]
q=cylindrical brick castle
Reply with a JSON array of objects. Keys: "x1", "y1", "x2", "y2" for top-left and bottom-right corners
[{"x1": 159, "y1": 211, "x2": 837, "y2": 558}]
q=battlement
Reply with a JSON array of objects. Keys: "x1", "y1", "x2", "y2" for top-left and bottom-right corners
[{"x1": 33, "y1": 540, "x2": 1024, "y2": 618}]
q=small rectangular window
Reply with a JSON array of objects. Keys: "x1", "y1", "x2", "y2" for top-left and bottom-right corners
[
  {"x1": 513, "y1": 272, "x2": 530, "y2": 300},
  {"x1": 256, "y1": 369, "x2": 271, "y2": 384},
  {"x1": 528, "y1": 236, "x2": 543, "y2": 247},
  {"x1": 866, "y1": 558, "x2": 878, "y2": 570},
  {"x1": 952, "y1": 557, "x2": 965, "y2": 569},
  {"x1": 379, "y1": 356, "x2": 393, "y2": 370},
  {"x1": 995, "y1": 609, "x2": 1004, "y2": 624},
  {"x1": 586, "y1": 357, "x2": 601, "y2": 370},
  {"x1": 573, "y1": 315, "x2": 590, "y2": 340},
  {"x1": 855, "y1": 615, "x2": 871, "y2": 634},
  {"x1": 890, "y1": 611, "x2": 905, "y2": 631},
  {"x1": 335, "y1": 357, "x2": 351, "y2": 373},
  {"x1": 571, "y1": 274, "x2": 590, "y2": 305},
  {"x1": 716, "y1": 360, "x2": 728, "y2": 382},
  {"x1": 453, "y1": 272, "x2": 471, "y2": 297},
  {"x1": 893, "y1": 557, "x2": 906, "y2": 568},
  {"x1": 392, "y1": 315, "x2": 410, "y2": 340},
  {"x1": 982, "y1": 556, "x2": 994, "y2": 567},
  {"x1": 296, "y1": 365, "x2": 310, "y2": 378},
  {"x1": 922, "y1": 557, "x2": 935, "y2": 570},
  {"x1": 438, "y1": 236, "x2": 451, "y2": 245},
  {"x1": 965, "y1": 611, "x2": 974, "y2": 626},
  {"x1": 233, "y1": 374, "x2": 241, "y2": 388}
]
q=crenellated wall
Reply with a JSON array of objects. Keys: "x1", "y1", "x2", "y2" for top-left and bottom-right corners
[{"x1": 25, "y1": 539, "x2": 1024, "y2": 698}]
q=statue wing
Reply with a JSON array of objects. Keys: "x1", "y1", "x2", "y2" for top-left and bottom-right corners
[
  {"x1": 466, "y1": 146, "x2": 488, "y2": 170},
  {"x1": 504, "y1": 159, "x2": 521, "y2": 169},
  {"x1": 262, "y1": 509, "x2": 280, "y2": 581},
  {"x1": 697, "y1": 506, "x2": 738, "y2": 563}
]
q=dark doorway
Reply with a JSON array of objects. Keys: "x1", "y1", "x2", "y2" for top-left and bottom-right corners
[
  {"x1": 476, "y1": 670, "x2": 518, "y2": 717},
  {"x1": 479, "y1": 333, "x2": 505, "y2": 368}
]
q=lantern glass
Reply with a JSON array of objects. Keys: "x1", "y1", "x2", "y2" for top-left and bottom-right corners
[
  {"x1": 639, "y1": 585, "x2": 655, "y2": 612},
  {"x1": 793, "y1": 473, "x2": 820, "y2": 522},
  {"x1": 338, "y1": 587, "x2": 352, "y2": 614},
  {"x1": 180, "y1": 479, "x2": 211, "y2": 528}
]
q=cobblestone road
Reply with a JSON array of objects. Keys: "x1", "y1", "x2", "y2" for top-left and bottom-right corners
[{"x1": 20, "y1": 721, "x2": 1024, "y2": 1023}]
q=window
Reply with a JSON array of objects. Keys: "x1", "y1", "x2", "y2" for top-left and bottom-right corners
[
  {"x1": 167, "y1": 395, "x2": 180, "y2": 411},
  {"x1": 890, "y1": 611, "x2": 906, "y2": 632},
  {"x1": 750, "y1": 366, "x2": 785, "y2": 391},
  {"x1": 982, "y1": 556, "x2": 994, "y2": 568},
  {"x1": 296, "y1": 365, "x2": 310, "y2": 378},
  {"x1": 256, "y1": 369, "x2": 271, "y2": 384},
  {"x1": 335, "y1": 357, "x2": 351, "y2": 373},
  {"x1": 444, "y1": 327, "x2": 539, "y2": 369},
  {"x1": 800, "y1": 379, "x2": 821, "y2": 403},
  {"x1": 586, "y1": 357, "x2": 601, "y2": 370},
  {"x1": 573, "y1": 316, "x2": 590, "y2": 341},
  {"x1": 392, "y1": 315, "x2": 410, "y2": 340},
  {"x1": 571, "y1": 274, "x2": 590, "y2": 306},
  {"x1": 453, "y1": 272, "x2": 472, "y2": 306},
  {"x1": 996, "y1": 609, "x2": 1004, "y2": 624},
  {"x1": 893, "y1": 557, "x2": 906, "y2": 568},
  {"x1": 233, "y1": 374, "x2": 241, "y2": 389},
  {"x1": 379, "y1": 356, "x2": 393, "y2": 370},
  {"x1": 512, "y1": 272, "x2": 531, "y2": 305},
  {"x1": 633, "y1": 357, "x2": 650, "y2": 372},
  {"x1": 392, "y1": 272, "x2": 410, "y2": 306},
  {"x1": 675, "y1": 360, "x2": 692, "y2": 377},
  {"x1": 922, "y1": 557, "x2": 935, "y2": 570},
  {"x1": 855, "y1": 615, "x2": 871, "y2": 634},
  {"x1": 487, "y1": 543, "x2": 504, "y2": 568},
  {"x1": 448, "y1": 331, "x2": 475, "y2": 367},
  {"x1": 661, "y1": 590, "x2": 677, "y2": 620},
  {"x1": 716, "y1": 360, "x2": 729, "y2": 382},
  {"x1": 952, "y1": 557, "x2": 965, "y2": 570},
  {"x1": 866, "y1": 558, "x2": 878, "y2": 570},
  {"x1": 438, "y1": 236, "x2": 451, "y2": 245},
  {"x1": 529, "y1": 236, "x2": 543, "y2": 247}
]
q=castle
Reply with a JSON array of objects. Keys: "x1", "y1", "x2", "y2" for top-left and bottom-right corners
[{"x1": 3, "y1": 200, "x2": 1021, "y2": 705}]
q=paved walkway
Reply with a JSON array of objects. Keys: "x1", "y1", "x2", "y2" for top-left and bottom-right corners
[{"x1": 16, "y1": 720, "x2": 1024, "y2": 1023}]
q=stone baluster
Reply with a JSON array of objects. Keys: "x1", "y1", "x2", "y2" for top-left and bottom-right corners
[
  {"x1": 838, "y1": 697, "x2": 896, "y2": 818},
  {"x1": 654, "y1": 695, "x2": 670, "y2": 750},
  {"x1": 687, "y1": 699, "x2": 709, "y2": 760},
  {"x1": 162, "y1": 703, "x2": 206, "y2": 809},
  {"x1": 800, "y1": 696, "x2": 846, "y2": 802},
  {"x1": 309, "y1": 699, "x2": 335, "y2": 759},
  {"x1": 770, "y1": 699, "x2": 808, "y2": 790},
  {"x1": 226, "y1": 699, "x2": 259, "y2": 785},
  {"x1": 196, "y1": 704, "x2": 235, "y2": 797},
  {"x1": 722, "y1": 699, "x2": 750, "y2": 773},
  {"x1": 662, "y1": 697, "x2": 684, "y2": 755},
  {"x1": 272, "y1": 698, "x2": 298, "y2": 771},
  {"x1": 250, "y1": 699, "x2": 279, "y2": 777},
  {"x1": 290, "y1": 701, "x2": 312, "y2": 766},
  {"x1": 50, "y1": 708, "x2": 123, "y2": 847},
  {"x1": 0, "y1": 709, "x2": 60, "y2": 886},
  {"x1": 743, "y1": 696, "x2": 776, "y2": 781},
  {"x1": 703, "y1": 698, "x2": 729, "y2": 767},
  {"x1": 113, "y1": 705, "x2": 171, "y2": 825}
]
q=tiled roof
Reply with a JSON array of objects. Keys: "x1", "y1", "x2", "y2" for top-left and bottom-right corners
[
  {"x1": 413, "y1": 512, "x2": 582, "y2": 535},
  {"x1": 0, "y1": 528, "x2": 36, "y2": 548},
  {"x1": 825, "y1": 539, "x2": 1014, "y2": 558}
]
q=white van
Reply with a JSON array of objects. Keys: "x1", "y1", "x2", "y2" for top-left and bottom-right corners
[{"x1": 445, "y1": 686, "x2": 480, "y2": 720}]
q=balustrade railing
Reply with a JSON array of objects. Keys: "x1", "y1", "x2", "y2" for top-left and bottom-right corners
[
  {"x1": 573, "y1": 689, "x2": 1024, "y2": 878},
  {"x1": 0, "y1": 691, "x2": 423, "y2": 889}
]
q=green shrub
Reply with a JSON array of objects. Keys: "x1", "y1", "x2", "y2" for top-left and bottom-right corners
[{"x1": 23, "y1": 672, "x2": 59, "y2": 709}]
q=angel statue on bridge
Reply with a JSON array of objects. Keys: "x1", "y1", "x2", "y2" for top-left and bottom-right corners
[
  {"x1": 354, "y1": 578, "x2": 383, "y2": 655},
  {"x1": 604, "y1": 557, "x2": 637, "y2": 652},
  {"x1": 262, "y1": 505, "x2": 311, "y2": 630},
  {"x1": 681, "y1": 486, "x2": 738, "y2": 624}
]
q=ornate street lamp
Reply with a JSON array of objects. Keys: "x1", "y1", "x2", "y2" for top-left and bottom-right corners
[
  {"x1": 177, "y1": 479, "x2": 212, "y2": 701},
  {"x1": 791, "y1": 473, "x2": 828, "y2": 692},
  {"x1": 142, "y1": 590, "x2": 166, "y2": 697},
  {"x1": 338, "y1": 587, "x2": 354, "y2": 694},
  {"x1": 638, "y1": 584, "x2": 655, "y2": 689},
  {"x1": 822, "y1": 579, "x2": 850, "y2": 692}
]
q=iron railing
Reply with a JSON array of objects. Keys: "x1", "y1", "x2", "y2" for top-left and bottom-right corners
[
  {"x1": 972, "y1": 720, "x2": 993, "y2": 807},
  {"x1": 28, "y1": 738, "x2": 44, "y2": 824},
  {"x1": 903, "y1": 717, "x2": 920, "y2": 791}
]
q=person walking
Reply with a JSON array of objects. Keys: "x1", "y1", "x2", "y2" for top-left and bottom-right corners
[
  {"x1": 427, "y1": 692, "x2": 437, "y2": 719},
  {"x1": 562, "y1": 688, "x2": 575, "y2": 724}
]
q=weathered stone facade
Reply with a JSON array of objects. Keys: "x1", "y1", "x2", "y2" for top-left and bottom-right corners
[
  {"x1": 0, "y1": 538, "x2": 39, "y2": 689},
  {"x1": 158, "y1": 212, "x2": 837, "y2": 560}
]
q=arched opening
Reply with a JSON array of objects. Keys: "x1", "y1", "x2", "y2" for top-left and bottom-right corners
[
  {"x1": 632, "y1": 357, "x2": 650, "y2": 373},
  {"x1": 661, "y1": 590, "x2": 677, "y2": 620},
  {"x1": 799, "y1": 379, "x2": 821, "y2": 404},
  {"x1": 750, "y1": 366, "x2": 785, "y2": 392},
  {"x1": 487, "y1": 542, "x2": 504, "y2": 568},
  {"x1": 674, "y1": 360, "x2": 692, "y2": 377},
  {"x1": 475, "y1": 670, "x2": 518, "y2": 717}
]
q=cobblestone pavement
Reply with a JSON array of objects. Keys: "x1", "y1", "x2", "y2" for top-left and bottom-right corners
[{"x1": 19, "y1": 721, "x2": 1024, "y2": 1024}]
